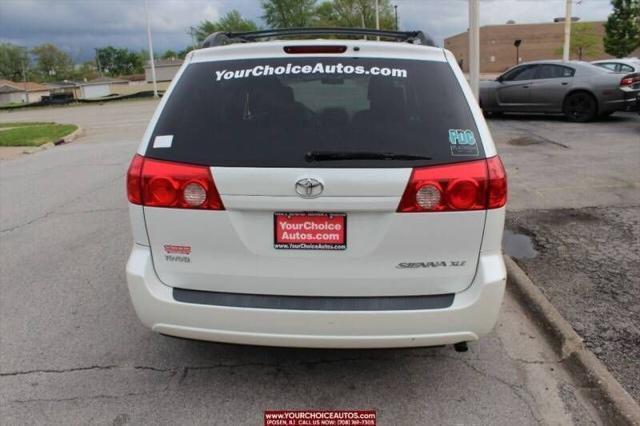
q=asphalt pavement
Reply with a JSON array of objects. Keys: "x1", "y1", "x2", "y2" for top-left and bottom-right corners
[
  {"x1": 1, "y1": 100, "x2": 637, "y2": 424},
  {"x1": 489, "y1": 112, "x2": 640, "y2": 403}
]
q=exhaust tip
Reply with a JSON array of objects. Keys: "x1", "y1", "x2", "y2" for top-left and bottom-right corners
[{"x1": 454, "y1": 342, "x2": 469, "y2": 352}]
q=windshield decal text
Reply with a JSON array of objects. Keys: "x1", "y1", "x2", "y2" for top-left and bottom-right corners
[{"x1": 214, "y1": 63, "x2": 408, "y2": 81}]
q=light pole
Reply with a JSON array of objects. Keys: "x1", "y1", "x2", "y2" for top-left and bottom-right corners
[
  {"x1": 375, "y1": 0, "x2": 380, "y2": 40},
  {"x1": 144, "y1": 0, "x2": 158, "y2": 98},
  {"x1": 514, "y1": 39, "x2": 522, "y2": 65},
  {"x1": 394, "y1": 5, "x2": 398, "y2": 31},
  {"x1": 562, "y1": 0, "x2": 572, "y2": 61},
  {"x1": 468, "y1": 0, "x2": 480, "y2": 100}
]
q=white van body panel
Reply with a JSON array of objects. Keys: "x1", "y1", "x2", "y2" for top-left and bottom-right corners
[
  {"x1": 127, "y1": 38, "x2": 507, "y2": 348},
  {"x1": 127, "y1": 244, "x2": 506, "y2": 348}
]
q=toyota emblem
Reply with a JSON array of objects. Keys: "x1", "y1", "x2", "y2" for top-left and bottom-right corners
[{"x1": 295, "y1": 178, "x2": 324, "y2": 199}]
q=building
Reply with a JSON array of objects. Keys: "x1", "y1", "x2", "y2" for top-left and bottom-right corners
[
  {"x1": 46, "y1": 78, "x2": 132, "y2": 99},
  {"x1": 144, "y1": 59, "x2": 183, "y2": 83},
  {"x1": 444, "y1": 20, "x2": 640, "y2": 73},
  {"x1": 0, "y1": 80, "x2": 50, "y2": 105},
  {"x1": 118, "y1": 73, "x2": 146, "y2": 86},
  {"x1": 76, "y1": 77, "x2": 129, "y2": 99},
  {"x1": 46, "y1": 81, "x2": 80, "y2": 98}
]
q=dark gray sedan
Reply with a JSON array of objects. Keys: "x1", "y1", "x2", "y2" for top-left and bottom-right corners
[{"x1": 479, "y1": 60, "x2": 640, "y2": 122}]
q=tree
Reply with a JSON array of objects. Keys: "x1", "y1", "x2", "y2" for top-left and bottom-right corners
[
  {"x1": 604, "y1": 0, "x2": 640, "y2": 58},
  {"x1": 161, "y1": 49, "x2": 178, "y2": 60},
  {"x1": 554, "y1": 22, "x2": 601, "y2": 60},
  {"x1": 95, "y1": 46, "x2": 143, "y2": 76},
  {"x1": 192, "y1": 10, "x2": 258, "y2": 43},
  {"x1": 177, "y1": 46, "x2": 195, "y2": 59},
  {"x1": 0, "y1": 43, "x2": 30, "y2": 81},
  {"x1": 31, "y1": 43, "x2": 73, "y2": 81},
  {"x1": 261, "y1": 0, "x2": 317, "y2": 28},
  {"x1": 73, "y1": 61, "x2": 98, "y2": 81},
  {"x1": 315, "y1": 0, "x2": 395, "y2": 29}
]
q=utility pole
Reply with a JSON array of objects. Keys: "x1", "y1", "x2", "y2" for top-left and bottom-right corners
[
  {"x1": 95, "y1": 48, "x2": 103, "y2": 77},
  {"x1": 22, "y1": 59, "x2": 28, "y2": 102},
  {"x1": 562, "y1": 0, "x2": 572, "y2": 61},
  {"x1": 21, "y1": 60, "x2": 27, "y2": 85},
  {"x1": 144, "y1": 0, "x2": 158, "y2": 98},
  {"x1": 394, "y1": 5, "x2": 398, "y2": 31},
  {"x1": 189, "y1": 27, "x2": 197, "y2": 50},
  {"x1": 375, "y1": 0, "x2": 380, "y2": 40},
  {"x1": 468, "y1": 0, "x2": 480, "y2": 100}
]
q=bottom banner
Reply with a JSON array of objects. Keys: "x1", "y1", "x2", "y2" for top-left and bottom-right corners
[{"x1": 264, "y1": 410, "x2": 376, "y2": 426}]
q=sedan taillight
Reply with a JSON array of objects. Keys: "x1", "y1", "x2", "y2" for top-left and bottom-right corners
[
  {"x1": 397, "y1": 156, "x2": 507, "y2": 212},
  {"x1": 620, "y1": 73, "x2": 640, "y2": 87},
  {"x1": 126, "y1": 154, "x2": 224, "y2": 210}
]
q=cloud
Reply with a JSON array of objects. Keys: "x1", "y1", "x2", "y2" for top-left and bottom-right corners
[
  {"x1": 0, "y1": 0, "x2": 261, "y2": 60},
  {"x1": 0, "y1": 0, "x2": 613, "y2": 62}
]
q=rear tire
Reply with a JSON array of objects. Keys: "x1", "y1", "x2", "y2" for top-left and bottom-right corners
[
  {"x1": 482, "y1": 110, "x2": 503, "y2": 118},
  {"x1": 563, "y1": 92, "x2": 597, "y2": 122}
]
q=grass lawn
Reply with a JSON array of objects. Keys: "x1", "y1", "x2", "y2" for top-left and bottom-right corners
[{"x1": 0, "y1": 123, "x2": 78, "y2": 147}]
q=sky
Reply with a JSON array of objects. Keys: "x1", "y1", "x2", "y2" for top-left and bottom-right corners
[{"x1": 0, "y1": 0, "x2": 614, "y2": 63}]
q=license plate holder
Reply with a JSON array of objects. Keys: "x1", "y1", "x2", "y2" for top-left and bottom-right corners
[{"x1": 274, "y1": 212, "x2": 347, "y2": 250}]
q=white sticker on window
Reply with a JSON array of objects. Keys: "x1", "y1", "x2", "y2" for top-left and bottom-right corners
[{"x1": 153, "y1": 135, "x2": 173, "y2": 148}]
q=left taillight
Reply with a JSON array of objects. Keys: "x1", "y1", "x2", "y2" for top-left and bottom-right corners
[
  {"x1": 127, "y1": 154, "x2": 144, "y2": 204},
  {"x1": 126, "y1": 154, "x2": 224, "y2": 210}
]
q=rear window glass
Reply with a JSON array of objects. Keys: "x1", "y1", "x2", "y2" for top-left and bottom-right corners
[{"x1": 147, "y1": 58, "x2": 484, "y2": 168}]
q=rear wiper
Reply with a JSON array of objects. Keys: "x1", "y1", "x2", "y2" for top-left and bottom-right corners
[{"x1": 305, "y1": 150, "x2": 431, "y2": 162}]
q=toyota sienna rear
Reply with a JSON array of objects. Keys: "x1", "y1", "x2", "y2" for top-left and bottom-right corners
[{"x1": 125, "y1": 29, "x2": 507, "y2": 349}]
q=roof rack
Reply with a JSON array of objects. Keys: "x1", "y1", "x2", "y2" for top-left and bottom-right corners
[{"x1": 201, "y1": 27, "x2": 436, "y2": 48}]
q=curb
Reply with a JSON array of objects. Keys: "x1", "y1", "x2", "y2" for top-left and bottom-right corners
[
  {"x1": 57, "y1": 126, "x2": 84, "y2": 144},
  {"x1": 505, "y1": 255, "x2": 640, "y2": 425},
  {"x1": 22, "y1": 126, "x2": 84, "y2": 155}
]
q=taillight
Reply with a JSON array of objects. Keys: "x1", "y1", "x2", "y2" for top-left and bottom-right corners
[
  {"x1": 397, "y1": 157, "x2": 507, "y2": 212},
  {"x1": 126, "y1": 154, "x2": 144, "y2": 204},
  {"x1": 487, "y1": 156, "x2": 507, "y2": 209},
  {"x1": 620, "y1": 73, "x2": 640, "y2": 86},
  {"x1": 126, "y1": 154, "x2": 224, "y2": 210}
]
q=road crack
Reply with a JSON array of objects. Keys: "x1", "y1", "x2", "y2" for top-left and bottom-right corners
[{"x1": 0, "y1": 364, "x2": 173, "y2": 377}]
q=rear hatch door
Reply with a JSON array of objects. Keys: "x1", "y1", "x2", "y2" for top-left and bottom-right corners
[{"x1": 143, "y1": 54, "x2": 487, "y2": 297}]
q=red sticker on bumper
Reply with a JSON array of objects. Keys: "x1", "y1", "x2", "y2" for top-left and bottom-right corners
[{"x1": 274, "y1": 212, "x2": 346, "y2": 250}]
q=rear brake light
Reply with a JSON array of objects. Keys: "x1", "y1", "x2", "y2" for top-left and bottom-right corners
[
  {"x1": 126, "y1": 154, "x2": 224, "y2": 210},
  {"x1": 397, "y1": 157, "x2": 507, "y2": 212},
  {"x1": 284, "y1": 45, "x2": 347, "y2": 54},
  {"x1": 487, "y1": 156, "x2": 507, "y2": 208},
  {"x1": 126, "y1": 154, "x2": 144, "y2": 204},
  {"x1": 620, "y1": 73, "x2": 640, "y2": 86}
]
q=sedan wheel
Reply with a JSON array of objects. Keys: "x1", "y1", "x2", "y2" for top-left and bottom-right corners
[{"x1": 563, "y1": 92, "x2": 597, "y2": 122}]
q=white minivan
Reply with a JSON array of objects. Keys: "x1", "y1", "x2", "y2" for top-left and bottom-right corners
[{"x1": 126, "y1": 29, "x2": 507, "y2": 349}]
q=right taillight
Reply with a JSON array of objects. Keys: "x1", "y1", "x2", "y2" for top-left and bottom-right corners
[
  {"x1": 486, "y1": 156, "x2": 507, "y2": 209},
  {"x1": 397, "y1": 156, "x2": 507, "y2": 212},
  {"x1": 126, "y1": 154, "x2": 224, "y2": 210}
]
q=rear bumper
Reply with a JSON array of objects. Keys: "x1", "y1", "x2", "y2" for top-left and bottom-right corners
[
  {"x1": 602, "y1": 92, "x2": 640, "y2": 112},
  {"x1": 126, "y1": 244, "x2": 506, "y2": 348}
]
